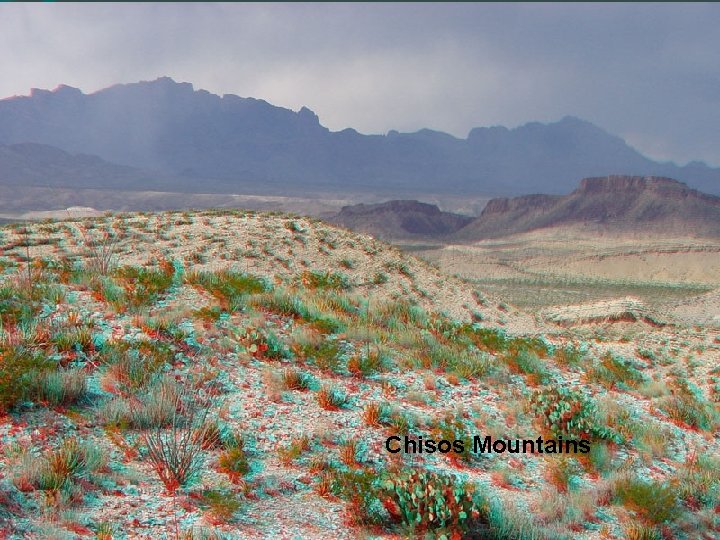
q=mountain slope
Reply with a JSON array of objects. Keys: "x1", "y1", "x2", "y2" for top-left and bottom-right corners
[
  {"x1": 0, "y1": 143, "x2": 174, "y2": 191},
  {"x1": 455, "y1": 175, "x2": 720, "y2": 239},
  {"x1": 0, "y1": 78, "x2": 718, "y2": 195}
]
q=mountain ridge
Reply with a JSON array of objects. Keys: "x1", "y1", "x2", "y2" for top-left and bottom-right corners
[
  {"x1": 1, "y1": 77, "x2": 719, "y2": 196},
  {"x1": 455, "y1": 175, "x2": 720, "y2": 239}
]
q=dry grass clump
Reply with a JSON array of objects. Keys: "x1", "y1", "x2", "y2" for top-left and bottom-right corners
[
  {"x1": 316, "y1": 384, "x2": 349, "y2": 411},
  {"x1": 277, "y1": 434, "x2": 311, "y2": 466},
  {"x1": 13, "y1": 437, "x2": 107, "y2": 507},
  {"x1": 36, "y1": 368, "x2": 88, "y2": 407}
]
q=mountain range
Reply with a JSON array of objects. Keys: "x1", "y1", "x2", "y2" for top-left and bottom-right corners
[
  {"x1": 1, "y1": 77, "x2": 719, "y2": 198},
  {"x1": 332, "y1": 176, "x2": 720, "y2": 240}
]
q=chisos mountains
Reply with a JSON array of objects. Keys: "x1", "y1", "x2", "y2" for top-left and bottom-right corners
[
  {"x1": 1, "y1": 77, "x2": 719, "y2": 197},
  {"x1": 331, "y1": 176, "x2": 720, "y2": 240}
]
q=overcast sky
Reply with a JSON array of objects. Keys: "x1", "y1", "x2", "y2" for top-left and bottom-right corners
[{"x1": 2, "y1": 3, "x2": 718, "y2": 166}]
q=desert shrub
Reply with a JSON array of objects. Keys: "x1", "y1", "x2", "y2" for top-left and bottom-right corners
[
  {"x1": 432, "y1": 413, "x2": 476, "y2": 464},
  {"x1": 79, "y1": 224, "x2": 124, "y2": 275},
  {"x1": 370, "y1": 300, "x2": 428, "y2": 329},
  {"x1": 586, "y1": 441, "x2": 615, "y2": 474},
  {"x1": 240, "y1": 326, "x2": 291, "y2": 360},
  {"x1": 277, "y1": 434, "x2": 311, "y2": 465},
  {"x1": 329, "y1": 468, "x2": 388, "y2": 526},
  {"x1": 546, "y1": 457, "x2": 583, "y2": 493},
  {"x1": 218, "y1": 440, "x2": 250, "y2": 482},
  {"x1": 676, "y1": 453, "x2": 720, "y2": 509},
  {"x1": 469, "y1": 326, "x2": 508, "y2": 353},
  {"x1": 362, "y1": 401, "x2": 392, "y2": 427},
  {"x1": 302, "y1": 339, "x2": 343, "y2": 373},
  {"x1": 0, "y1": 285, "x2": 42, "y2": 326},
  {"x1": 656, "y1": 380, "x2": 720, "y2": 431},
  {"x1": 301, "y1": 270, "x2": 351, "y2": 290},
  {"x1": 553, "y1": 344, "x2": 586, "y2": 367},
  {"x1": 0, "y1": 346, "x2": 53, "y2": 412},
  {"x1": 51, "y1": 326, "x2": 94, "y2": 354},
  {"x1": 347, "y1": 347, "x2": 392, "y2": 377},
  {"x1": 114, "y1": 264, "x2": 175, "y2": 308},
  {"x1": 95, "y1": 522, "x2": 115, "y2": 540},
  {"x1": 447, "y1": 350, "x2": 491, "y2": 380},
  {"x1": 624, "y1": 523, "x2": 663, "y2": 540},
  {"x1": 588, "y1": 352, "x2": 646, "y2": 390},
  {"x1": 97, "y1": 396, "x2": 133, "y2": 428},
  {"x1": 103, "y1": 341, "x2": 174, "y2": 393},
  {"x1": 613, "y1": 475, "x2": 682, "y2": 525},
  {"x1": 188, "y1": 270, "x2": 268, "y2": 311},
  {"x1": 503, "y1": 349, "x2": 552, "y2": 384},
  {"x1": 339, "y1": 438, "x2": 363, "y2": 467},
  {"x1": 198, "y1": 488, "x2": 242, "y2": 522},
  {"x1": 507, "y1": 335, "x2": 552, "y2": 358},
  {"x1": 252, "y1": 290, "x2": 306, "y2": 318},
  {"x1": 91, "y1": 275, "x2": 125, "y2": 304},
  {"x1": 530, "y1": 386, "x2": 620, "y2": 442},
  {"x1": 141, "y1": 382, "x2": 217, "y2": 492}
]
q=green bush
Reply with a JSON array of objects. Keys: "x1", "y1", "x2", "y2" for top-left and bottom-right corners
[
  {"x1": 505, "y1": 349, "x2": 552, "y2": 384},
  {"x1": 614, "y1": 475, "x2": 681, "y2": 525},
  {"x1": 198, "y1": 488, "x2": 241, "y2": 521},
  {"x1": 0, "y1": 346, "x2": 53, "y2": 412},
  {"x1": 588, "y1": 352, "x2": 646, "y2": 390},
  {"x1": 656, "y1": 380, "x2": 720, "y2": 431},
  {"x1": 469, "y1": 327, "x2": 508, "y2": 354},
  {"x1": 188, "y1": 270, "x2": 268, "y2": 310},
  {"x1": 114, "y1": 264, "x2": 175, "y2": 308},
  {"x1": 530, "y1": 386, "x2": 620, "y2": 442},
  {"x1": 301, "y1": 270, "x2": 351, "y2": 290}
]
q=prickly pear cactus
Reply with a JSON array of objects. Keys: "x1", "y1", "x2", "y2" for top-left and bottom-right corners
[{"x1": 383, "y1": 469, "x2": 480, "y2": 538}]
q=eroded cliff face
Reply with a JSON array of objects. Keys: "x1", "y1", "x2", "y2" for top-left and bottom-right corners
[
  {"x1": 454, "y1": 176, "x2": 720, "y2": 239},
  {"x1": 480, "y1": 194, "x2": 561, "y2": 215}
]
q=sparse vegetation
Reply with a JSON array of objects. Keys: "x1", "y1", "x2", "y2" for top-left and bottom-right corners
[{"x1": 0, "y1": 210, "x2": 717, "y2": 538}]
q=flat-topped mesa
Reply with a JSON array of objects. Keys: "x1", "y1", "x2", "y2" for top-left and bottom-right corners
[
  {"x1": 453, "y1": 175, "x2": 720, "y2": 239},
  {"x1": 480, "y1": 194, "x2": 561, "y2": 216},
  {"x1": 575, "y1": 175, "x2": 690, "y2": 195}
]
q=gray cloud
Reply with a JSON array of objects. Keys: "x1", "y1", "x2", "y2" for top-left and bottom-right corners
[{"x1": 1, "y1": 3, "x2": 719, "y2": 165}]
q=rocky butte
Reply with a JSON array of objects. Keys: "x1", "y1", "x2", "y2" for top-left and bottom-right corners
[{"x1": 453, "y1": 175, "x2": 720, "y2": 239}]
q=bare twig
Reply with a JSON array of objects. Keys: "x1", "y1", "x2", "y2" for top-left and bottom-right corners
[
  {"x1": 141, "y1": 379, "x2": 220, "y2": 494},
  {"x1": 78, "y1": 221, "x2": 124, "y2": 275}
]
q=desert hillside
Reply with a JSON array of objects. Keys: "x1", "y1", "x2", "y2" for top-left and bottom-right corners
[{"x1": 0, "y1": 209, "x2": 717, "y2": 539}]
